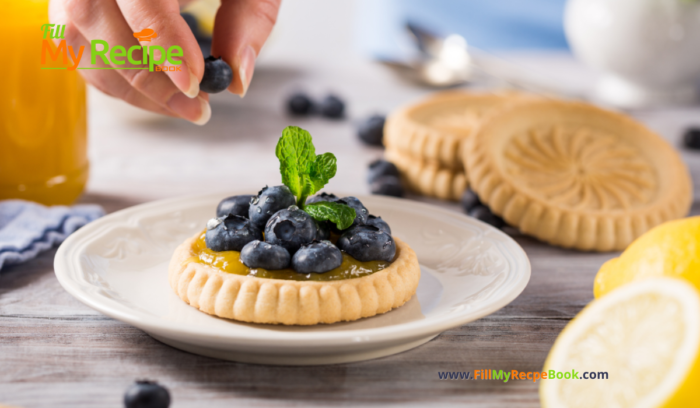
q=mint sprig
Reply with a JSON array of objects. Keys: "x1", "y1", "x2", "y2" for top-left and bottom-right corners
[
  {"x1": 275, "y1": 126, "x2": 355, "y2": 229},
  {"x1": 305, "y1": 201, "x2": 356, "y2": 230}
]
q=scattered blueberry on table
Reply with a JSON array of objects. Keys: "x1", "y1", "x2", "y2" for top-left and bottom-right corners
[
  {"x1": 200, "y1": 56, "x2": 233, "y2": 93},
  {"x1": 460, "y1": 189, "x2": 482, "y2": 213},
  {"x1": 683, "y1": 127, "x2": 700, "y2": 150},
  {"x1": 357, "y1": 115, "x2": 386, "y2": 146},
  {"x1": 370, "y1": 176, "x2": 404, "y2": 197},
  {"x1": 319, "y1": 94, "x2": 345, "y2": 119},
  {"x1": 286, "y1": 93, "x2": 315, "y2": 116},
  {"x1": 124, "y1": 380, "x2": 170, "y2": 408},
  {"x1": 367, "y1": 159, "x2": 404, "y2": 197}
]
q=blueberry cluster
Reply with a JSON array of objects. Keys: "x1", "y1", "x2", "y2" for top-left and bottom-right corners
[
  {"x1": 367, "y1": 159, "x2": 404, "y2": 197},
  {"x1": 286, "y1": 92, "x2": 346, "y2": 119},
  {"x1": 207, "y1": 187, "x2": 396, "y2": 274},
  {"x1": 461, "y1": 189, "x2": 506, "y2": 229}
]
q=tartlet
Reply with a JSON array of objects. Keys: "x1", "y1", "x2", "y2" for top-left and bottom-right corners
[
  {"x1": 169, "y1": 232, "x2": 420, "y2": 325},
  {"x1": 463, "y1": 100, "x2": 692, "y2": 251}
]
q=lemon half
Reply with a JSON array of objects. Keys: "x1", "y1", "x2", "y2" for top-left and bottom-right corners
[{"x1": 541, "y1": 278, "x2": 700, "y2": 408}]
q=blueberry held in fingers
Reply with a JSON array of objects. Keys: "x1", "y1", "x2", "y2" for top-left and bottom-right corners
[
  {"x1": 124, "y1": 380, "x2": 170, "y2": 408},
  {"x1": 200, "y1": 56, "x2": 233, "y2": 94},
  {"x1": 358, "y1": 115, "x2": 386, "y2": 146},
  {"x1": 292, "y1": 241, "x2": 343, "y2": 273},
  {"x1": 264, "y1": 207, "x2": 318, "y2": 254},
  {"x1": 337, "y1": 225, "x2": 396, "y2": 262},
  {"x1": 320, "y1": 94, "x2": 345, "y2": 119},
  {"x1": 367, "y1": 159, "x2": 400, "y2": 184},
  {"x1": 370, "y1": 175, "x2": 404, "y2": 197},
  {"x1": 240, "y1": 240, "x2": 291, "y2": 270},
  {"x1": 216, "y1": 195, "x2": 254, "y2": 218},
  {"x1": 469, "y1": 205, "x2": 505, "y2": 229},
  {"x1": 249, "y1": 185, "x2": 297, "y2": 230},
  {"x1": 287, "y1": 93, "x2": 314, "y2": 116},
  {"x1": 205, "y1": 215, "x2": 262, "y2": 252},
  {"x1": 683, "y1": 127, "x2": 700, "y2": 150}
]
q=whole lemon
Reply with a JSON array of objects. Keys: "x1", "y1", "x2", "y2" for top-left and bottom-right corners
[{"x1": 594, "y1": 216, "x2": 700, "y2": 298}]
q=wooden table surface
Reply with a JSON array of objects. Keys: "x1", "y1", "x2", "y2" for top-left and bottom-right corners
[{"x1": 2, "y1": 2, "x2": 700, "y2": 406}]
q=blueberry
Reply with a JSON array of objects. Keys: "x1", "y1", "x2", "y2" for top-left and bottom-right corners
[
  {"x1": 249, "y1": 185, "x2": 297, "y2": 230},
  {"x1": 366, "y1": 215, "x2": 391, "y2": 235},
  {"x1": 683, "y1": 127, "x2": 700, "y2": 150},
  {"x1": 320, "y1": 94, "x2": 345, "y2": 119},
  {"x1": 124, "y1": 380, "x2": 170, "y2": 408},
  {"x1": 337, "y1": 225, "x2": 396, "y2": 262},
  {"x1": 292, "y1": 241, "x2": 343, "y2": 273},
  {"x1": 367, "y1": 159, "x2": 400, "y2": 184},
  {"x1": 240, "y1": 240, "x2": 291, "y2": 270},
  {"x1": 460, "y1": 189, "x2": 482, "y2": 213},
  {"x1": 338, "y1": 196, "x2": 369, "y2": 228},
  {"x1": 358, "y1": 115, "x2": 386, "y2": 146},
  {"x1": 205, "y1": 215, "x2": 262, "y2": 252},
  {"x1": 469, "y1": 205, "x2": 505, "y2": 229},
  {"x1": 264, "y1": 207, "x2": 317, "y2": 254},
  {"x1": 306, "y1": 192, "x2": 339, "y2": 205},
  {"x1": 287, "y1": 93, "x2": 314, "y2": 116},
  {"x1": 200, "y1": 56, "x2": 233, "y2": 94},
  {"x1": 216, "y1": 194, "x2": 254, "y2": 218},
  {"x1": 370, "y1": 175, "x2": 404, "y2": 197},
  {"x1": 315, "y1": 220, "x2": 331, "y2": 241}
]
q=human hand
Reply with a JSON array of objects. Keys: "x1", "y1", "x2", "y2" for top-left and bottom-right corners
[{"x1": 50, "y1": 0, "x2": 281, "y2": 125}]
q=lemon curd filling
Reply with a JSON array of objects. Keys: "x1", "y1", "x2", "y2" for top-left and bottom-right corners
[{"x1": 188, "y1": 232, "x2": 391, "y2": 281}]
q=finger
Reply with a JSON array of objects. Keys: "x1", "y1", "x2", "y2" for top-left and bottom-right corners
[
  {"x1": 115, "y1": 0, "x2": 204, "y2": 97},
  {"x1": 212, "y1": 0, "x2": 281, "y2": 96},
  {"x1": 51, "y1": 2, "x2": 176, "y2": 116},
  {"x1": 60, "y1": 0, "x2": 209, "y2": 124}
]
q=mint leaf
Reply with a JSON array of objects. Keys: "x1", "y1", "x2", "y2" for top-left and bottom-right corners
[
  {"x1": 305, "y1": 201, "x2": 356, "y2": 230},
  {"x1": 308, "y1": 153, "x2": 337, "y2": 194},
  {"x1": 275, "y1": 126, "x2": 316, "y2": 200}
]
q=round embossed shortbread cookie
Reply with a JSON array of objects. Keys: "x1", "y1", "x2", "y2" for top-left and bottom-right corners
[
  {"x1": 385, "y1": 148, "x2": 467, "y2": 201},
  {"x1": 169, "y1": 233, "x2": 421, "y2": 325},
  {"x1": 384, "y1": 91, "x2": 527, "y2": 171},
  {"x1": 463, "y1": 100, "x2": 692, "y2": 251}
]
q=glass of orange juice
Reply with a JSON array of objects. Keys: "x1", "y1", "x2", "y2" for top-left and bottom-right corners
[{"x1": 0, "y1": 0, "x2": 88, "y2": 205}]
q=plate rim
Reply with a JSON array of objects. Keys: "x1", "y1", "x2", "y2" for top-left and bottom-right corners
[{"x1": 54, "y1": 193, "x2": 531, "y2": 347}]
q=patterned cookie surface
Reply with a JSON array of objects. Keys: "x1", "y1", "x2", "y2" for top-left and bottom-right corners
[
  {"x1": 463, "y1": 100, "x2": 692, "y2": 251},
  {"x1": 384, "y1": 91, "x2": 521, "y2": 170}
]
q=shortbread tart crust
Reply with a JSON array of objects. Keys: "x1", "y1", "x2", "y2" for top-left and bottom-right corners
[
  {"x1": 384, "y1": 91, "x2": 530, "y2": 170},
  {"x1": 385, "y1": 148, "x2": 467, "y2": 201},
  {"x1": 169, "y1": 233, "x2": 421, "y2": 325},
  {"x1": 463, "y1": 100, "x2": 693, "y2": 252}
]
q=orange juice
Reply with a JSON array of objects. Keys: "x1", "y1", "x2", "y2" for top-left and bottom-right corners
[{"x1": 0, "y1": 0, "x2": 88, "y2": 205}]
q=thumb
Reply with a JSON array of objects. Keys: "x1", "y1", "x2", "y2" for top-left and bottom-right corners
[{"x1": 212, "y1": 0, "x2": 281, "y2": 96}]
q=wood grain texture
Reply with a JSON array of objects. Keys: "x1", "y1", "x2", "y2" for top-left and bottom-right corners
[{"x1": 2, "y1": 3, "x2": 700, "y2": 404}]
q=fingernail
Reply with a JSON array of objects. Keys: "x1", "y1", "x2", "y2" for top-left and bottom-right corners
[
  {"x1": 238, "y1": 45, "x2": 256, "y2": 97},
  {"x1": 167, "y1": 93, "x2": 211, "y2": 125},
  {"x1": 166, "y1": 63, "x2": 200, "y2": 99},
  {"x1": 193, "y1": 96, "x2": 211, "y2": 126}
]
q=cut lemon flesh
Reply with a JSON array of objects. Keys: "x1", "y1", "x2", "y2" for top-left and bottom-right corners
[{"x1": 541, "y1": 278, "x2": 700, "y2": 408}]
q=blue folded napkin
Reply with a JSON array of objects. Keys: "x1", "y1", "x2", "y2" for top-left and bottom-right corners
[{"x1": 0, "y1": 200, "x2": 104, "y2": 271}]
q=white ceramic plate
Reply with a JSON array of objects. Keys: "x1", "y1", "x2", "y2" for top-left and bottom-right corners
[{"x1": 54, "y1": 194, "x2": 530, "y2": 365}]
